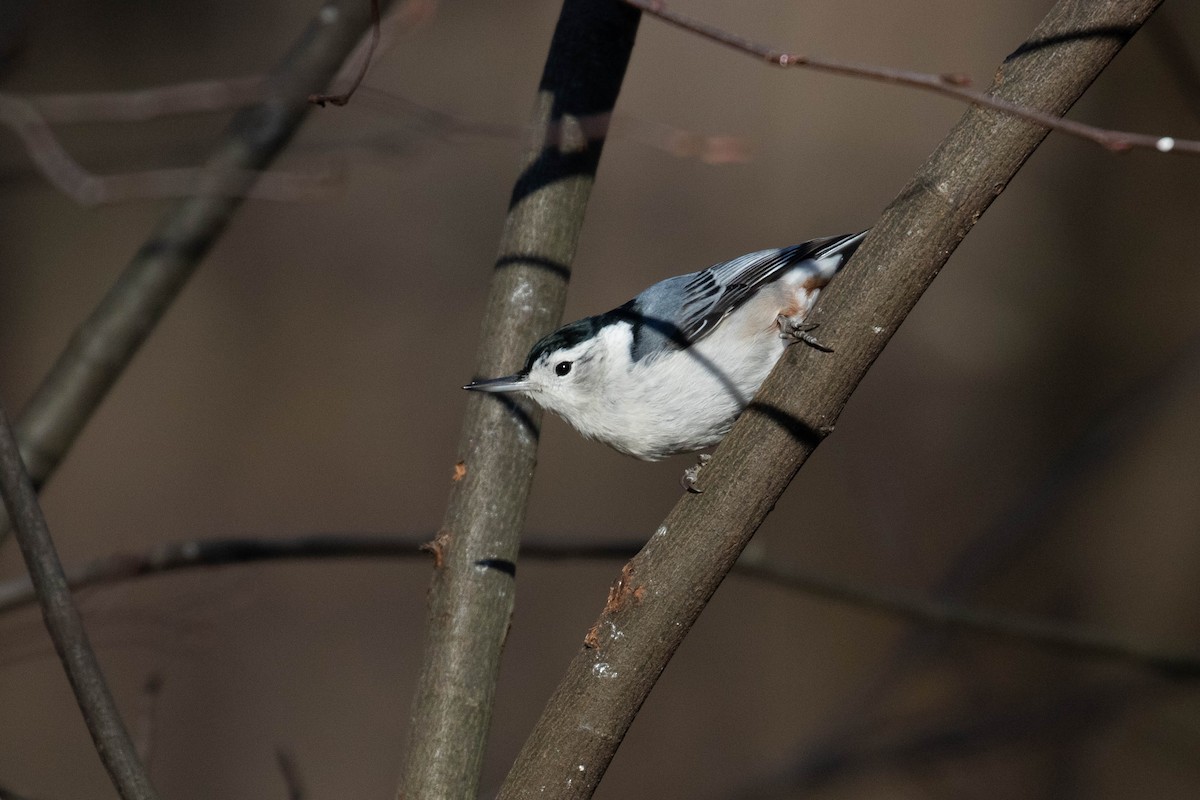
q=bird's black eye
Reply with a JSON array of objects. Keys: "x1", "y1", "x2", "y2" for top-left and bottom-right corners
[{"x1": 554, "y1": 361, "x2": 572, "y2": 377}]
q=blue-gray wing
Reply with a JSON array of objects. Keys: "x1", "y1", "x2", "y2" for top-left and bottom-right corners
[{"x1": 626, "y1": 231, "x2": 866, "y2": 361}]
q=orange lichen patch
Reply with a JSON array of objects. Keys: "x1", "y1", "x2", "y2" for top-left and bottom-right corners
[
  {"x1": 451, "y1": 461, "x2": 467, "y2": 482},
  {"x1": 605, "y1": 562, "x2": 644, "y2": 614},
  {"x1": 583, "y1": 625, "x2": 601, "y2": 649},
  {"x1": 584, "y1": 562, "x2": 646, "y2": 649},
  {"x1": 420, "y1": 529, "x2": 451, "y2": 569}
]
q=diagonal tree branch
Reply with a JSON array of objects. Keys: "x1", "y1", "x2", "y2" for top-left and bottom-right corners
[
  {"x1": 396, "y1": 2, "x2": 641, "y2": 798},
  {"x1": 0, "y1": 0, "x2": 390, "y2": 547},
  {"x1": 497, "y1": 1, "x2": 1164, "y2": 797},
  {"x1": 0, "y1": 402, "x2": 159, "y2": 800}
]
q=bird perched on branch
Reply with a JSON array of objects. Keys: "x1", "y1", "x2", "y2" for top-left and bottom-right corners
[{"x1": 465, "y1": 231, "x2": 866, "y2": 462}]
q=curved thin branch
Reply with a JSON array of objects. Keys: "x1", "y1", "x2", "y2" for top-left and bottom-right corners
[
  {"x1": 735, "y1": 551, "x2": 1200, "y2": 678},
  {"x1": 626, "y1": 0, "x2": 1195, "y2": 156},
  {"x1": 0, "y1": 404, "x2": 160, "y2": 800},
  {"x1": 1, "y1": 532, "x2": 1196, "y2": 679},
  {"x1": 0, "y1": 92, "x2": 337, "y2": 202},
  {"x1": 0, "y1": 0, "x2": 389, "y2": 547},
  {"x1": 0, "y1": 533, "x2": 645, "y2": 615},
  {"x1": 497, "y1": 1, "x2": 1165, "y2": 798}
]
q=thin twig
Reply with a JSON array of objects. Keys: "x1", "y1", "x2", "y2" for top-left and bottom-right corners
[
  {"x1": 274, "y1": 749, "x2": 306, "y2": 800},
  {"x1": 0, "y1": 533, "x2": 1195, "y2": 679},
  {"x1": 0, "y1": 83, "x2": 338, "y2": 204},
  {"x1": 133, "y1": 672, "x2": 165, "y2": 768},
  {"x1": 310, "y1": 0, "x2": 381, "y2": 106},
  {"x1": 2, "y1": 69, "x2": 743, "y2": 206},
  {"x1": 625, "y1": 0, "x2": 1195, "y2": 156},
  {"x1": 29, "y1": 76, "x2": 266, "y2": 122},
  {"x1": 357, "y1": 86, "x2": 751, "y2": 163},
  {"x1": 736, "y1": 550, "x2": 1200, "y2": 678},
  {"x1": 740, "y1": 678, "x2": 1149, "y2": 797},
  {"x1": 0, "y1": 0, "x2": 390, "y2": 548},
  {"x1": 0, "y1": 533, "x2": 644, "y2": 614},
  {"x1": 0, "y1": 402, "x2": 161, "y2": 800},
  {"x1": 497, "y1": 1, "x2": 1166, "y2": 797}
]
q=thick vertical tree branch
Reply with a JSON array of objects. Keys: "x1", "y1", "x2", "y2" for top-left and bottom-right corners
[
  {"x1": 0, "y1": 400, "x2": 160, "y2": 800},
  {"x1": 0, "y1": 0, "x2": 387, "y2": 546},
  {"x1": 397, "y1": 3, "x2": 640, "y2": 799},
  {"x1": 497, "y1": 1, "x2": 1163, "y2": 797}
]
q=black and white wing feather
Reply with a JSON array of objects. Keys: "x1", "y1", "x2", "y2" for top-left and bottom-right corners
[{"x1": 624, "y1": 231, "x2": 866, "y2": 362}]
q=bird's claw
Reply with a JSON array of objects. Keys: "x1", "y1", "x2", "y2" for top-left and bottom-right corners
[
  {"x1": 777, "y1": 315, "x2": 833, "y2": 353},
  {"x1": 681, "y1": 453, "x2": 713, "y2": 493}
]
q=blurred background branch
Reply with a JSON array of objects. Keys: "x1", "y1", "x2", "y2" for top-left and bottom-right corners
[
  {"x1": 1, "y1": 531, "x2": 1197, "y2": 678},
  {"x1": 0, "y1": 0, "x2": 389, "y2": 547}
]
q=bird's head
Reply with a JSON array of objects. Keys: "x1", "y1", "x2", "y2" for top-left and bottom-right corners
[{"x1": 463, "y1": 316, "x2": 626, "y2": 424}]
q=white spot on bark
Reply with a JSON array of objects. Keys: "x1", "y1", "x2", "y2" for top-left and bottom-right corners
[
  {"x1": 592, "y1": 662, "x2": 619, "y2": 679},
  {"x1": 319, "y1": 5, "x2": 339, "y2": 23}
]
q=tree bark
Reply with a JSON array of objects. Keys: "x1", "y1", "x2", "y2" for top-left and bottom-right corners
[{"x1": 397, "y1": 2, "x2": 641, "y2": 798}]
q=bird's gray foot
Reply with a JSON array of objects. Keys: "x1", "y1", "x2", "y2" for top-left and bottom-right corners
[
  {"x1": 777, "y1": 314, "x2": 833, "y2": 353},
  {"x1": 681, "y1": 453, "x2": 713, "y2": 493}
]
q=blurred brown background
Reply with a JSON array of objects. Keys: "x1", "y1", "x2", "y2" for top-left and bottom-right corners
[{"x1": 2, "y1": 1, "x2": 1200, "y2": 798}]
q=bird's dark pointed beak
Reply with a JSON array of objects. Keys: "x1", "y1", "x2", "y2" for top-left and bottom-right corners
[{"x1": 463, "y1": 374, "x2": 528, "y2": 393}]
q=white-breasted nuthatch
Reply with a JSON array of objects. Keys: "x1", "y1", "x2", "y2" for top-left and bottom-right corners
[{"x1": 464, "y1": 231, "x2": 866, "y2": 461}]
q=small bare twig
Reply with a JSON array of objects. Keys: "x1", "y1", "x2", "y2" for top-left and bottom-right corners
[
  {"x1": 624, "y1": 0, "x2": 1197, "y2": 156},
  {"x1": 310, "y1": 0, "x2": 381, "y2": 106},
  {"x1": 275, "y1": 749, "x2": 306, "y2": 800},
  {"x1": 0, "y1": 533, "x2": 645, "y2": 615},
  {"x1": 744, "y1": 678, "x2": 1150, "y2": 797},
  {"x1": 736, "y1": 548, "x2": 1200, "y2": 678},
  {"x1": 0, "y1": 89, "x2": 338, "y2": 204},
  {"x1": 29, "y1": 76, "x2": 266, "y2": 122},
  {"x1": 0, "y1": 401, "x2": 160, "y2": 800},
  {"x1": 357, "y1": 86, "x2": 750, "y2": 162},
  {"x1": 133, "y1": 672, "x2": 165, "y2": 768},
  {"x1": 2, "y1": 63, "x2": 744, "y2": 206}
]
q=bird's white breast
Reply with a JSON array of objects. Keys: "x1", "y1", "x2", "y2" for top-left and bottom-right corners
[{"x1": 564, "y1": 276, "x2": 813, "y2": 460}]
